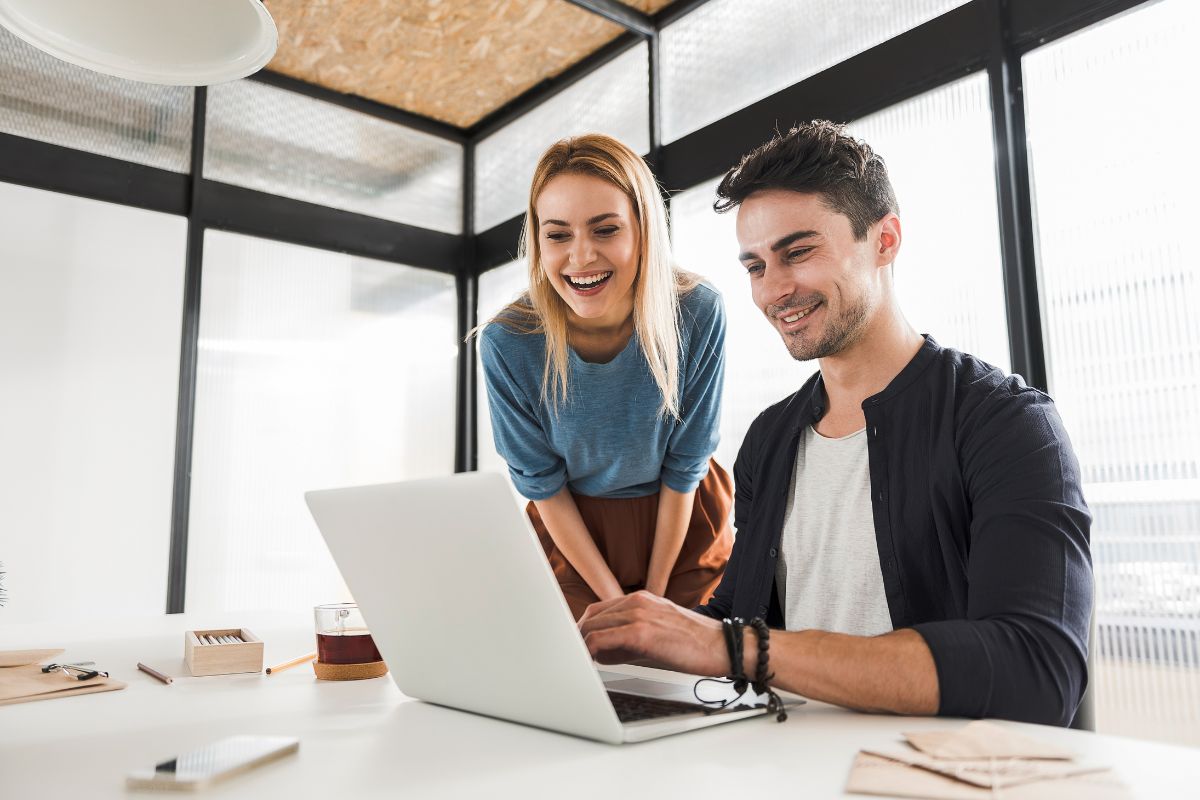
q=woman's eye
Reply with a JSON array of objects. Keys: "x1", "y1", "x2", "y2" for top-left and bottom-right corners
[
  {"x1": 595, "y1": 226, "x2": 619, "y2": 236},
  {"x1": 546, "y1": 232, "x2": 569, "y2": 242}
]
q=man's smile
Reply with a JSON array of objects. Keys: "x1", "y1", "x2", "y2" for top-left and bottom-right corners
[{"x1": 776, "y1": 300, "x2": 823, "y2": 331}]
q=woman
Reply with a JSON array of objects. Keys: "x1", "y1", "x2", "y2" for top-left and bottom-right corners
[{"x1": 478, "y1": 133, "x2": 732, "y2": 620}]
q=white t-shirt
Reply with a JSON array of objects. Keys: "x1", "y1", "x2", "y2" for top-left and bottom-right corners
[{"x1": 775, "y1": 425, "x2": 893, "y2": 636}]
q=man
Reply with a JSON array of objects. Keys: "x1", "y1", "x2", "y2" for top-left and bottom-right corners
[{"x1": 579, "y1": 121, "x2": 1093, "y2": 726}]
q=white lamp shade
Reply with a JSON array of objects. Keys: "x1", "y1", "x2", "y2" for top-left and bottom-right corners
[{"x1": 0, "y1": 0, "x2": 277, "y2": 86}]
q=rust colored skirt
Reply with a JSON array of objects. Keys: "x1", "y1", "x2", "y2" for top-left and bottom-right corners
[{"x1": 525, "y1": 459, "x2": 734, "y2": 620}]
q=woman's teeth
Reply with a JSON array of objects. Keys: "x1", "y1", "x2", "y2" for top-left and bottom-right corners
[{"x1": 567, "y1": 272, "x2": 612, "y2": 287}]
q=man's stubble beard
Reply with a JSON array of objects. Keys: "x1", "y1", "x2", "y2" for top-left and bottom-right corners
[{"x1": 780, "y1": 291, "x2": 872, "y2": 362}]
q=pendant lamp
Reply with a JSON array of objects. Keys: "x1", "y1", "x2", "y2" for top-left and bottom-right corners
[{"x1": 0, "y1": 0, "x2": 277, "y2": 85}]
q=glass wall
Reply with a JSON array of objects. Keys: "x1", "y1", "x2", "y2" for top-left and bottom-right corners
[
  {"x1": 659, "y1": 0, "x2": 970, "y2": 143},
  {"x1": 185, "y1": 232, "x2": 457, "y2": 614},
  {"x1": 1023, "y1": 0, "x2": 1200, "y2": 745},
  {"x1": 845, "y1": 71, "x2": 1010, "y2": 373},
  {"x1": 206, "y1": 80, "x2": 463, "y2": 233},
  {"x1": 0, "y1": 26, "x2": 192, "y2": 171},
  {"x1": 0, "y1": 183, "x2": 186, "y2": 622}
]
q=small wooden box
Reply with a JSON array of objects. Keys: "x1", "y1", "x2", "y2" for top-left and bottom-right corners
[{"x1": 184, "y1": 629, "x2": 264, "y2": 677}]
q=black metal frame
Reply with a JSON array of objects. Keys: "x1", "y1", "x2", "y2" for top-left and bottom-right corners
[
  {"x1": 565, "y1": 0, "x2": 654, "y2": 37},
  {"x1": 165, "y1": 87, "x2": 208, "y2": 614},
  {"x1": 455, "y1": 141, "x2": 479, "y2": 473},
  {"x1": 0, "y1": 0, "x2": 1151, "y2": 616}
]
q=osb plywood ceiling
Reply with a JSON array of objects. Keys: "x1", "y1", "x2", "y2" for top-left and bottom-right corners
[{"x1": 265, "y1": 0, "x2": 677, "y2": 129}]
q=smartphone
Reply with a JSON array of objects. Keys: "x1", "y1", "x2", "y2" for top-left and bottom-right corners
[{"x1": 126, "y1": 735, "x2": 299, "y2": 791}]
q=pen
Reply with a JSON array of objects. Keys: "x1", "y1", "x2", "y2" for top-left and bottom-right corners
[
  {"x1": 137, "y1": 662, "x2": 173, "y2": 685},
  {"x1": 265, "y1": 652, "x2": 317, "y2": 675}
]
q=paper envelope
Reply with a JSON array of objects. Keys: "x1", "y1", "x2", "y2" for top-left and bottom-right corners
[
  {"x1": 846, "y1": 751, "x2": 1133, "y2": 800},
  {"x1": 903, "y1": 720, "x2": 1076, "y2": 760},
  {"x1": 846, "y1": 719, "x2": 1131, "y2": 800}
]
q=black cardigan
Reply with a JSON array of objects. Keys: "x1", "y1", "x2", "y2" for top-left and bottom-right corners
[{"x1": 696, "y1": 336, "x2": 1093, "y2": 726}]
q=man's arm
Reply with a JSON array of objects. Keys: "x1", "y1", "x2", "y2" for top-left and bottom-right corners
[
  {"x1": 579, "y1": 591, "x2": 938, "y2": 714},
  {"x1": 913, "y1": 397, "x2": 1093, "y2": 726}
]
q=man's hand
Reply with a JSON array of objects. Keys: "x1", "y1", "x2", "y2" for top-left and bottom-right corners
[
  {"x1": 580, "y1": 593, "x2": 940, "y2": 715},
  {"x1": 578, "y1": 591, "x2": 729, "y2": 676}
]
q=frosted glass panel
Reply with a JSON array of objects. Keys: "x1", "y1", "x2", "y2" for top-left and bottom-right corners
[
  {"x1": 1024, "y1": 0, "x2": 1200, "y2": 746},
  {"x1": 475, "y1": 43, "x2": 649, "y2": 232},
  {"x1": 476, "y1": 260, "x2": 532, "y2": 474},
  {"x1": 187, "y1": 232, "x2": 457, "y2": 614},
  {"x1": 846, "y1": 72, "x2": 1010, "y2": 373},
  {"x1": 205, "y1": 80, "x2": 463, "y2": 233},
  {"x1": 0, "y1": 183, "x2": 186, "y2": 622},
  {"x1": 0, "y1": 27, "x2": 192, "y2": 171},
  {"x1": 660, "y1": 0, "x2": 969, "y2": 142},
  {"x1": 672, "y1": 179, "x2": 816, "y2": 473}
]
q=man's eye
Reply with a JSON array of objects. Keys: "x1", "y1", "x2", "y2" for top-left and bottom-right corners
[
  {"x1": 788, "y1": 247, "x2": 813, "y2": 260},
  {"x1": 745, "y1": 263, "x2": 764, "y2": 276}
]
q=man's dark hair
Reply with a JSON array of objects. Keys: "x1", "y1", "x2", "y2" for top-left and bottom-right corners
[{"x1": 714, "y1": 120, "x2": 898, "y2": 240}]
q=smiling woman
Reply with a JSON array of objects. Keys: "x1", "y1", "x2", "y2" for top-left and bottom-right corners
[{"x1": 476, "y1": 134, "x2": 733, "y2": 620}]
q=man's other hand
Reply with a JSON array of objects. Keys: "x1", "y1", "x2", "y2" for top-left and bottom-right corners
[{"x1": 578, "y1": 591, "x2": 729, "y2": 676}]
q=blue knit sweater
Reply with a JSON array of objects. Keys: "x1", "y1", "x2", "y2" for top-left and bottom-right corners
[{"x1": 479, "y1": 283, "x2": 725, "y2": 500}]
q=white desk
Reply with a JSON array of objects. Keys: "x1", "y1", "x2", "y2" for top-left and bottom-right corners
[{"x1": 2, "y1": 617, "x2": 1198, "y2": 799}]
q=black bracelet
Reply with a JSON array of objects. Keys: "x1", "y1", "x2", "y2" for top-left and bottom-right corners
[
  {"x1": 746, "y1": 617, "x2": 788, "y2": 723},
  {"x1": 721, "y1": 617, "x2": 748, "y2": 694}
]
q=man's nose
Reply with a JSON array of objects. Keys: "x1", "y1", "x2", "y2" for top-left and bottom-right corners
[{"x1": 762, "y1": 260, "x2": 796, "y2": 306}]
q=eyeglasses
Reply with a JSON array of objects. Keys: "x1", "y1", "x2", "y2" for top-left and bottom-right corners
[{"x1": 41, "y1": 662, "x2": 108, "y2": 681}]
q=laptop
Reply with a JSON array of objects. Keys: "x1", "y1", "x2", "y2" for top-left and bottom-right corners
[{"x1": 305, "y1": 471, "x2": 791, "y2": 744}]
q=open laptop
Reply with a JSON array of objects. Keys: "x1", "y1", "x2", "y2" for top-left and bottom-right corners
[{"x1": 305, "y1": 471, "x2": 791, "y2": 744}]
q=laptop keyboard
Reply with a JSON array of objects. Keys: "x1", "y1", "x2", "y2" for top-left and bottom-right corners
[{"x1": 607, "y1": 690, "x2": 713, "y2": 723}]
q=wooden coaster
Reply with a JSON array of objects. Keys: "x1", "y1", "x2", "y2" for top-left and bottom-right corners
[{"x1": 312, "y1": 659, "x2": 388, "y2": 681}]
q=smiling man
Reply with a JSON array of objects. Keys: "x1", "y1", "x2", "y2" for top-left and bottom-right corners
[{"x1": 579, "y1": 121, "x2": 1094, "y2": 726}]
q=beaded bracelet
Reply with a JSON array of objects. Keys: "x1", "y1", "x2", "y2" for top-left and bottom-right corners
[
  {"x1": 745, "y1": 617, "x2": 788, "y2": 722},
  {"x1": 699, "y1": 617, "x2": 786, "y2": 722}
]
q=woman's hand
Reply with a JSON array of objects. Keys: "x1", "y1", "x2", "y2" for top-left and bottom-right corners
[{"x1": 578, "y1": 591, "x2": 730, "y2": 676}]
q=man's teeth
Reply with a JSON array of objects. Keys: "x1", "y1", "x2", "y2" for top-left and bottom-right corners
[
  {"x1": 567, "y1": 272, "x2": 612, "y2": 287},
  {"x1": 782, "y1": 303, "x2": 820, "y2": 323}
]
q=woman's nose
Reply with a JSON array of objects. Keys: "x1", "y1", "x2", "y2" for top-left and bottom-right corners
[{"x1": 569, "y1": 237, "x2": 596, "y2": 267}]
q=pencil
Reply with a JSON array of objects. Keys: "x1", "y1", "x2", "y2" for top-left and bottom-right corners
[
  {"x1": 266, "y1": 652, "x2": 317, "y2": 675},
  {"x1": 137, "y1": 662, "x2": 173, "y2": 685}
]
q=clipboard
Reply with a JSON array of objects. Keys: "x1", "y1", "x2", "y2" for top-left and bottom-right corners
[{"x1": 0, "y1": 652, "x2": 126, "y2": 706}]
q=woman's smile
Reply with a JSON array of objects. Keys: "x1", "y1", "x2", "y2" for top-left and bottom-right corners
[{"x1": 563, "y1": 270, "x2": 615, "y2": 295}]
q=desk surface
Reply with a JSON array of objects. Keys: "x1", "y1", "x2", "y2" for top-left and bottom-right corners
[{"x1": 2, "y1": 616, "x2": 1198, "y2": 799}]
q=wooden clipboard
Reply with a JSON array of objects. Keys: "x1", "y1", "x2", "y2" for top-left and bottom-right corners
[{"x1": 0, "y1": 661, "x2": 126, "y2": 706}]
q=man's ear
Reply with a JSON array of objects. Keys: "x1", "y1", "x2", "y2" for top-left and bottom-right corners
[{"x1": 876, "y1": 213, "x2": 901, "y2": 267}]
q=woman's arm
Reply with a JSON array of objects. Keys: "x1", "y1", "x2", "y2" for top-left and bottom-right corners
[
  {"x1": 533, "y1": 488, "x2": 624, "y2": 602},
  {"x1": 644, "y1": 485, "x2": 695, "y2": 596}
]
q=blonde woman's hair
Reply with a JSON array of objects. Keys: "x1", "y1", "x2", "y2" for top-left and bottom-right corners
[{"x1": 487, "y1": 134, "x2": 699, "y2": 419}]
